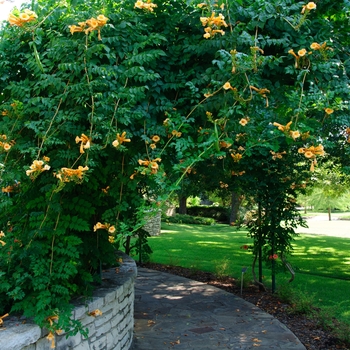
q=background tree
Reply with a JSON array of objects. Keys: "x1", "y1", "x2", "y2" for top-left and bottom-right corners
[{"x1": 305, "y1": 162, "x2": 350, "y2": 220}]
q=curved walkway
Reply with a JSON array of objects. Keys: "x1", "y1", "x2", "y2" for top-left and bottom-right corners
[{"x1": 130, "y1": 268, "x2": 306, "y2": 350}]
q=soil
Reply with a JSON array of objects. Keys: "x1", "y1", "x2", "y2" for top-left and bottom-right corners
[{"x1": 141, "y1": 262, "x2": 350, "y2": 350}]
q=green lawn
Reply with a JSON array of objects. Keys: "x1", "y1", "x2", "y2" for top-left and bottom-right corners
[
  {"x1": 149, "y1": 223, "x2": 254, "y2": 277},
  {"x1": 290, "y1": 234, "x2": 350, "y2": 280},
  {"x1": 146, "y1": 223, "x2": 350, "y2": 323}
]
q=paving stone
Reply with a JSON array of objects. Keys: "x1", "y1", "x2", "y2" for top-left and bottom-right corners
[
  {"x1": 0, "y1": 323, "x2": 41, "y2": 350},
  {"x1": 130, "y1": 268, "x2": 306, "y2": 350}
]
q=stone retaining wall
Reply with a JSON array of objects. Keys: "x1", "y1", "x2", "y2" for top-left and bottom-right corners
[
  {"x1": 0, "y1": 253, "x2": 137, "y2": 350},
  {"x1": 143, "y1": 210, "x2": 161, "y2": 236}
]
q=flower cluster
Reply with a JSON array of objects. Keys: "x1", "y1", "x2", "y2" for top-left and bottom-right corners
[
  {"x1": 310, "y1": 41, "x2": 333, "y2": 59},
  {"x1": 134, "y1": 0, "x2": 157, "y2": 12},
  {"x1": 198, "y1": 2, "x2": 225, "y2": 10},
  {"x1": 89, "y1": 309, "x2": 103, "y2": 317},
  {"x1": 112, "y1": 131, "x2": 131, "y2": 148},
  {"x1": 93, "y1": 222, "x2": 116, "y2": 242},
  {"x1": 138, "y1": 157, "x2": 162, "y2": 174},
  {"x1": 270, "y1": 150, "x2": 287, "y2": 160},
  {"x1": 298, "y1": 144, "x2": 325, "y2": 171},
  {"x1": 0, "y1": 231, "x2": 6, "y2": 247},
  {"x1": 170, "y1": 130, "x2": 182, "y2": 137},
  {"x1": 273, "y1": 121, "x2": 290, "y2": 131},
  {"x1": 230, "y1": 152, "x2": 242, "y2": 162},
  {"x1": 197, "y1": 3, "x2": 207, "y2": 8},
  {"x1": 219, "y1": 181, "x2": 228, "y2": 188},
  {"x1": 204, "y1": 91, "x2": 213, "y2": 98},
  {"x1": 295, "y1": 2, "x2": 317, "y2": 31},
  {"x1": 288, "y1": 48, "x2": 308, "y2": 59},
  {"x1": 223, "y1": 82, "x2": 237, "y2": 91},
  {"x1": 219, "y1": 141, "x2": 232, "y2": 149},
  {"x1": 2, "y1": 181, "x2": 20, "y2": 194},
  {"x1": 239, "y1": 118, "x2": 249, "y2": 126},
  {"x1": 2, "y1": 186, "x2": 14, "y2": 194},
  {"x1": 273, "y1": 121, "x2": 300, "y2": 140},
  {"x1": 250, "y1": 86, "x2": 270, "y2": 107},
  {"x1": 46, "y1": 332, "x2": 55, "y2": 349},
  {"x1": 26, "y1": 158, "x2": 50, "y2": 180},
  {"x1": 290, "y1": 182, "x2": 306, "y2": 190},
  {"x1": 75, "y1": 133, "x2": 91, "y2": 154},
  {"x1": 200, "y1": 12, "x2": 228, "y2": 39},
  {"x1": 93, "y1": 222, "x2": 116, "y2": 233},
  {"x1": 346, "y1": 127, "x2": 350, "y2": 143},
  {"x1": 232, "y1": 170, "x2": 245, "y2": 176},
  {"x1": 69, "y1": 15, "x2": 108, "y2": 40},
  {"x1": 45, "y1": 316, "x2": 62, "y2": 348},
  {"x1": 250, "y1": 46, "x2": 264, "y2": 72},
  {"x1": 301, "y1": 2, "x2": 316, "y2": 14},
  {"x1": 268, "y1": 254, "x2": 278, "y2": 260},
  {"x1": 162, "y1": 116, "x2": 182, "y2": 138},
  {"x1": 288, "y1": 48, "x2": 312, "y2": 68},
  {"x1": 0, "y1": 313, "x2": 9, "y2": 327},
  {"x1": 298, "y1": 144, "x2": 325, "y2": 159},
  {"x1": 310, "y1": 42, "x2": 329, "y2": 51},
  {"x1": 54, "y1": 166, "x2": 89, "y2": 183},
  {"x1": 290, "y1": 130, "x2": 301, "y2": 140},
  {"x1": 0, "y1": 135, "x2": 12, "y2": 151},
  {"x1": 101, "y1": 186, "x2": 110, "y2": 194},
  {"x1": 150, "y1": 135, "x2": 160, "y2": 149},
  {"x1": 8, "y1": 9, "x2": 37, "y2": 27}
]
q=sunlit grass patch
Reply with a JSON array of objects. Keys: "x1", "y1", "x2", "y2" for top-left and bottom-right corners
[{"x1": 146, "y1": 222, "x2": 350, "y2": 324}]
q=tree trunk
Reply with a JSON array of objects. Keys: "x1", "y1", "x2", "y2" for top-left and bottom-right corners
[
  {"x1": 230, "y1": 191, "x2": 242, "y2": 225},
  {"x1": 328, "y1": 207, "x2": 332, "y2": 221},
  {"x1": 271, "y1": 231, "x2": 276, "y2": 293},
  {"x1": 124, "y1": 236, "x2": 131, "y2": 255},
  {"x1": 258, "y1": 201, "x2": 264, "y2": 291},
  {"x1": 178, "y1": 195, "x2": 187, "y2": 215}
]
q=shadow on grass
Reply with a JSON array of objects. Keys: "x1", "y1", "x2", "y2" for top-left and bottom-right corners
[{"x1": 291, "y1": 235, "x2": 350, "y2": 279}]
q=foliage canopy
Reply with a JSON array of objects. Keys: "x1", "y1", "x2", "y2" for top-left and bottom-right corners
[{"x1": 0, "y1": 0, "x2": 349, "y2": 338}]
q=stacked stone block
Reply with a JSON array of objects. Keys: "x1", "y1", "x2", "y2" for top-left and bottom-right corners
[
  {"x1": 0, "y1": 253, "x2": 137, "y2": 350},
  {"x1": 143, "y1": 209, "x2": 161, "y2": 236}
]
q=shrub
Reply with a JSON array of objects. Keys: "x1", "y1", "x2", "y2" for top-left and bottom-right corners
[
  {"x1": 0, "y1": 0, "x2": 220, "y2": 335},
  {"x1": 181, "y1": 206, "x2": 230, "y2": 222},
  {"x1": 163, "y1": 214, "x2": 216, "y2": 226},
  {"x1": 277, "y1": 284, "x2": 315, "y2": 315},
  {"x1": 278, "y1": 285, "x2": 350, "y2": 345},
  {"x1": 214, "y1": 257, "x2": 232, "y2": 280}
]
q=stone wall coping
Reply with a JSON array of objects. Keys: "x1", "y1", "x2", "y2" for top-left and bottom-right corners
[{"x1": 0, "y1": 252, "x2": 136, "y2": 350}]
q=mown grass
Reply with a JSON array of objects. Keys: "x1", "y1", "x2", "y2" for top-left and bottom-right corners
[{"x1": 146, "y1": 222, "x2": 350, "y2": 324}]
